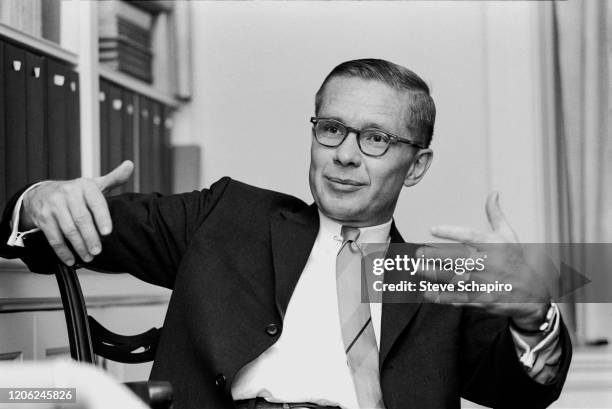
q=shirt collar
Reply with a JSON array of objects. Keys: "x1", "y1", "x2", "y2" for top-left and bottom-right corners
[{"x1": 317, "y1": 210, "x2": 392, "y2": 244}]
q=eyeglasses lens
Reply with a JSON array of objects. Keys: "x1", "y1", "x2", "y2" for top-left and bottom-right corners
[{"x1": 313, "y1": 119, "x2": 391, "y2": 156}]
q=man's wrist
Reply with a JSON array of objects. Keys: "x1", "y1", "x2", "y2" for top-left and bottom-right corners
[
  {"x1": 19, "y1": 182, "x2": 47, "y2": 230},
  {"x1": 511, "y1": 302, "x2": 553, "y2": 333}
]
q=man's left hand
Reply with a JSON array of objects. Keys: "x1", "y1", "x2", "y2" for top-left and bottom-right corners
[{"x1": 417, "y1": 192, "x2": 554, "y2": 332}]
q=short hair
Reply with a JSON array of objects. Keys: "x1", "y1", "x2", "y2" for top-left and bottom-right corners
[{"x1": 315, "y1": 59, "x2": 436, "y2": 147}]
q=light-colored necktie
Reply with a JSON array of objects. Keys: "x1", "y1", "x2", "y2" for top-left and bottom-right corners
[{"x1": 336, "y1": 226, "x2": 385, "y2": 409}]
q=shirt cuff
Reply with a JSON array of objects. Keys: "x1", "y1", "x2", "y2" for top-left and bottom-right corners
[
  {"x1": 510, "y1": 303, "x2": 562, "y2": 384},
  {"x1": 7, "y1": 182, "x2": 45, "y2": 247}
]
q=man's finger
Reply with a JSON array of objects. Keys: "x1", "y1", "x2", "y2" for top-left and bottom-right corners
[
  {"x1": 430, "y1": 225, "x2": 488, "y2": 247},
  {"x1": 485, "y1": 192, "x2": 520, "y2": 241},
  {"x1": 94, "y1": 160, "x2": 134, "y2": 194},
  {"x1": 39, "y1": 217, "x2": 75, "y2": 266},
  {"x1": 485, "y1": 191, "x2": 507, "y2": 231},
  {"x1": 66, "y1": 193, "x2": 102, "y2": 256},
  {"x1": 53, "y1": 207, "x2": 92, "y2": 263},
  {"x1": 84, "y1": 183, "x2": 112, "y2": 236}
]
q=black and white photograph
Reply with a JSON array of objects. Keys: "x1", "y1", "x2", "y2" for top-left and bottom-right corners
[{"x1": 0, "y1": 1, "x2": 610, "y2": 408}]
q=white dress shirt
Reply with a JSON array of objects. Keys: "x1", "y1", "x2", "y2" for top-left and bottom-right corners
[{"x1": 231, "y1": 211, "x2": 390, "y2": 408}]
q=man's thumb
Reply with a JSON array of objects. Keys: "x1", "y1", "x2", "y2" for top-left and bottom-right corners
[{"x1": 95, "y1": 160, "x2": 134, "y2": 193}]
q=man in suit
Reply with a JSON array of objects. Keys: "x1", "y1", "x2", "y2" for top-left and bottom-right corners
[{"x1": 1, "y1": 59, "x2": 571, "y2": 409}]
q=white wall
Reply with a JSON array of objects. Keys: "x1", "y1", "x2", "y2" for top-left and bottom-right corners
[{"x1": 181, "y1": 1, "x2": 547, "y2": 243}]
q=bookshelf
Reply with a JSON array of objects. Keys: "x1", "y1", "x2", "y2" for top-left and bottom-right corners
[{"x1": 0, "y1": 0, "x2": 185, "y2": 380}]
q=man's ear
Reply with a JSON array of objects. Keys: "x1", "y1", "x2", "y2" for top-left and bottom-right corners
[{"x1": 403, "y1": 149, "x2": 433, "y2": 187}]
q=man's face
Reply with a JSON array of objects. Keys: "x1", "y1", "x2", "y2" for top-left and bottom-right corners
[{"x1": 309, "y1": 76, "x2": 430, "y2": 227}]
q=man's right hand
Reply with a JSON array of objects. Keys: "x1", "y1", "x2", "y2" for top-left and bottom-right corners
[{"x1": 20, "y1": 160, "x2": 134, "y2": 266}]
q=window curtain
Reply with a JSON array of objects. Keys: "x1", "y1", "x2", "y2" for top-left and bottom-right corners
[{"x1": 542, "y1": 0, "x2": 611, "y2": 343}]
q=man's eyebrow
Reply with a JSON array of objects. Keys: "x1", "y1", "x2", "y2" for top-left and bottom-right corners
[
  {"x1": 321, "y1": 116, "x2": 393, "y2": 132},
  {"x1": 319, "y1": 115, "x2": 345, "y2": 123}
]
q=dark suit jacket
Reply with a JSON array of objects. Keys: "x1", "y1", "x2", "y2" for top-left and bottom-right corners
[{"x1": 0, "y1": 177, "x2": 571, "y2": 409}]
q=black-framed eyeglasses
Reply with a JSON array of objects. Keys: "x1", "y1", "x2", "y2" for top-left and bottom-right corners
[{"x1": 310, "y1": 117, "x2": 426, "y2": 157}]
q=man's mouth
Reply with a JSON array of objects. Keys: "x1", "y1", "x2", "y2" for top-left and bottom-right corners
[{"x1": 324, "y1": 176, "x2": 366, "y2": 190}]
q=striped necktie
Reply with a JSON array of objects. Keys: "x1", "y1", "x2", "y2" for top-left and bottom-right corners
[{"x1": 336, "y1": 226, "x2": 385, "y2": 409}]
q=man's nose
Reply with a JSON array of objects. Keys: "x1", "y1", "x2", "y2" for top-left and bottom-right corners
[{"x1": 333, "y1": 132, "x2": 362, "y2": 167}]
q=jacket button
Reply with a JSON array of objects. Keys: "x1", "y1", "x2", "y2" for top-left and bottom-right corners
[
  {"x1": 214, "y1": 373, "x2": 226, "y2": 388},
  {"x1": 265, "y1": 323, "x2": 279, "y2": 336}
]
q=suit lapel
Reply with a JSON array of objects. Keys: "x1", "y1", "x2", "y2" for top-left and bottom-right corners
[
  {"x1": 270, "y1": 208, "x2": 422, "y2": 366},
  {"x1": 380, "y1": 223, "x2": 423, "y2": 368},
  {"x1": 270, "y1": 203, "x2": 319, "y2": 320}
]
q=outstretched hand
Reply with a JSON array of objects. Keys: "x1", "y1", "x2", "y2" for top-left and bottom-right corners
[
  {"x1": 21, "y1": 160, "x2": 134, "y2": 266},
  {"x1": 417, "y1": 192, "x2": 553, "y2": 331}
]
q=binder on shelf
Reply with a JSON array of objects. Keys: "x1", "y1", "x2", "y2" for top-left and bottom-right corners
[
  {"x1": 4, "y1": 43, "x2": 28, "y2": 197},
  {"x1": 150, "y1": 101, "x2": 162, "y2": 193},
  {"x1": 0, "y1": 42, "x2": 81, "y2": 205},
  {"x1": 107, "y1": 82, "x2": 123, "y2": 195},
  {"x1": 26, "y1": 52, "x2": 46, "y2": 183},
  {"x1": 121, "y1": 89, "x2": 136, "y2": 193},
  {"x1": 99, "y1": 79, "x2": 111, "y2": 175},
  {"x1": 66, "y1": 70, "x2": 80, "y2": 179},
  {"x1": 162, "y1": 106, "x2": 173, "y2": 195},
  {"x1": 138, "y1": 96, "x2": 152, "y2": 193},
  {"x1": 97, "y1": 82, "x2": 175, "y2": 195},
  {"x1": 46, "y1": 58, "x2": 68, "y2": 180},
  {"x1": 0, "y1": 41, "x2": 5, "y2": 207}
]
